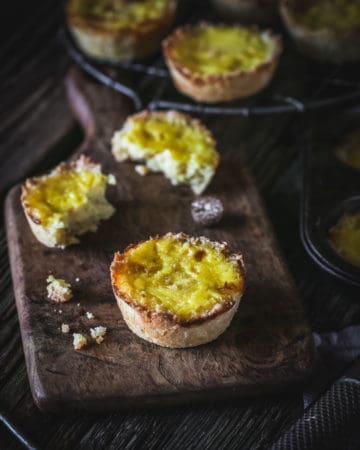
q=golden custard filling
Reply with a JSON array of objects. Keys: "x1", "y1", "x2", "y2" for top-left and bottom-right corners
[
  {"x1": 124, "y1": 116, "x2": 217, "y2": 166},
  {"x1": 296, "y1": 0, "x2": 360, "y2": 30},
  {"x1": 25, "y1": 170, "x2": 112, "y2": 226},
  {"x1": 171, "y1": 25, "x2": 272, "y2": 75},
  {"x1": 115, "y1": 235, "x2": 243, "y2": 321},
  {"x1": 70, "y1": 0, "x2": 172, "y2": 29},
  {"x1": 329, "y1": 211, "x2": 360, "y2": 269},
  {"x1": 112, "y1": 111, "x2": 219, "y2": 195}
]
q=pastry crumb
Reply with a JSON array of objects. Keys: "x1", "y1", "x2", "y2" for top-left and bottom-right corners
[
  {"x1": 73, "y1": 333, "x2": 87, "y2": 350},
  {"x1": 61, "y1": 323, "x2": 70, "y2": 334},
  {"x1": 86, "y1": 311, "x2": 95, "y2": 319},
  {"x1": 77, "y1": 303, "x2": 81, "y2": 307},
  {"x1": 75, "y1": 277, "x2": 80, "y2": 282},
  {"x1": 135, "y1": 164, "x2": 149, "y2": 176},
  {"x1": 96, "y1": 335, "x2": 104, "y2": 345},
  {"x1": 47, "y1": 275, "x2": 73, "y2": 303},
  {"x1": 90, "y1": 326, "x2": 107, "y2": 344},
  {"x1": 108, "y1": 173, "x2": 116, "y2": 185}
]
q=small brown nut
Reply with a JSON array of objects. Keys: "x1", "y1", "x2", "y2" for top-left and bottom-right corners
[{"x1": 191, "y1": 196, "x2": 224, "y2": 226}]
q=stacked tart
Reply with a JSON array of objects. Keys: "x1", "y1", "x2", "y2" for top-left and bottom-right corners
[
  {"x1": 163, "y1": 23, "x2": 282, "y2": 102},
  {"x1": 280, "y1": 0, "x2": 360, "y2": 63},
  {"x1": 66, "y1": 0, "x2": 177, "y2": 61}
]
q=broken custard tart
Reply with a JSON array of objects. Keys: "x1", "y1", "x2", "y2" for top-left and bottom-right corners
[
  {"x1": 112, "y1": 110, "x2": 220, "y2": 195},
  {"x1": 66, "y1": 0, "x2": 177, "y2": 61},
  {"x1": 21, "y1": 156, "x2": 115, "y2": 248}
]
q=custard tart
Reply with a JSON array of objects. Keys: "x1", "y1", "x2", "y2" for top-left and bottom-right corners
[
  {"x1": 21, "y1": 156, "x2": 115, "y2": 248},
  {"x1": 111, "y1": 233, "x2": 245, "y2": 348},
  {"x1": 163, "y1": 23, "x2": 283, "y2": 103},
  {"x1": 112, "y1": 110, "x2": 220, "y2": 195},
  {"x1": 66, "y1": 0, "x2": 177, "y2": 61},
  {"x1": 280, "y1": 0, "x2": 360, "y2": 63}
]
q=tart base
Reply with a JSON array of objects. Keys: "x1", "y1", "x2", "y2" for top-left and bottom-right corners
[{"x1": 116, "y1": 294, "x2": 241, "y2": 348}]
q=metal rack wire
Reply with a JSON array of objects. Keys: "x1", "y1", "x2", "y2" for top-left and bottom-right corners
[{"x1": 61, "y1": 26, "x2": 360, "y2": 116}]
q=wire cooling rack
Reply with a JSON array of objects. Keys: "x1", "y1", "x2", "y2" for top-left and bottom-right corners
[
  {"x1": 61, "y1": 29, "x2": 360, "y2": 116},
  {"x1": 61, "y1": 0, "x2": 360, "y2": 116}
]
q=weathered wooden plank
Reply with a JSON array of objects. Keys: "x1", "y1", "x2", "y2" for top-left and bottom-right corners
[{"x1": 5, "y1": 68, "x2": 313, "y2": 414}]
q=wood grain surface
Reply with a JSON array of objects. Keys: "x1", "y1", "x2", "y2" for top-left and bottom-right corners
[
  {"x1": 5, "y1": 68, "x2": 313, "y2": 413},
  {"x1": 3, "y1": 2, "x2": 360, "y2": 448}
]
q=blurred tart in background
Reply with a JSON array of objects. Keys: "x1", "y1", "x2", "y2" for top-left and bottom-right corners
[
  {"x1": 280, "y1": 0, "x2": 360, "y2": 63},
  {"x1": 163, "y1": 22, "x2": 282, "y2": 103},
  {"x1": 66, "y1": 0, "x2": 177, "y2": 61}
]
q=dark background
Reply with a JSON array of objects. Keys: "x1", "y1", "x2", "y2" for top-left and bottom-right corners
[{"x1": 1, "y1": 1, "x2": 360, "y2": 448}]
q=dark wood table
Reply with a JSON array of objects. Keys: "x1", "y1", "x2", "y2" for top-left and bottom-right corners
[{"x1": 1, "y1": 1, "x2": 360, "y2": 449}]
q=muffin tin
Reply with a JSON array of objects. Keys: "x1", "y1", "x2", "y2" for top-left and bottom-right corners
[{"x1": 301, "y1": 110, "x2": 360, "y2": 286}]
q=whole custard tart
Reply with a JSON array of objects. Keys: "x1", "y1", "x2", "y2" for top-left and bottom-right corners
[
  {"x1": 163, "y1": 22, "x2": 283, "y2": 103},
  {"x1": 111, "y1": 233, "x2": 246, "y2": 348},
  {"x1": 66, "y1": 0, "x2": 177, "y2": 61},
  {"x1": 280, "y1": 0, "x2": 360, "y2": 63}
]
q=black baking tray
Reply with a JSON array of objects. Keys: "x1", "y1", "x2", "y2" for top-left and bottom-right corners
[{"x1": 301, "y1": 110, "x2": 360, "y2": 286}]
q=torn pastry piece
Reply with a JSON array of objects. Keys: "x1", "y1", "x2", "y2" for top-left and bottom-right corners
[
  {"x1": 66, "y1": 0, "x2": 176, "y2": 61},
  {"x1": 21, "y1": 156, "x2": 116, "y2": 248},
  {"x1": 112, "y1": 110, "x2": 220, "y2": 195},
  {"x1": 163, "y1": 22, "x2": 282, "y2": 103},
  {"x1": 47, "y1": 276, "x2": 73, "y2": 303},
  {"x1": 111, "y1": 233, "x2": 245, "y2": 348}
]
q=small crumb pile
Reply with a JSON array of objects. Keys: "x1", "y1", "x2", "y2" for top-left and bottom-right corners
[
  {"x1": 48, "y1": 276, "x2": 108, "y2": 350},
  {"x1": 47, "y1": 275, "x2": 73, "y2": 303}
]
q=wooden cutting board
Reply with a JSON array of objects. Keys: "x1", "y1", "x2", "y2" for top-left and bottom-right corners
[{"x1": 5, "y1": 68, "x2": 314, "y2": 413}]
